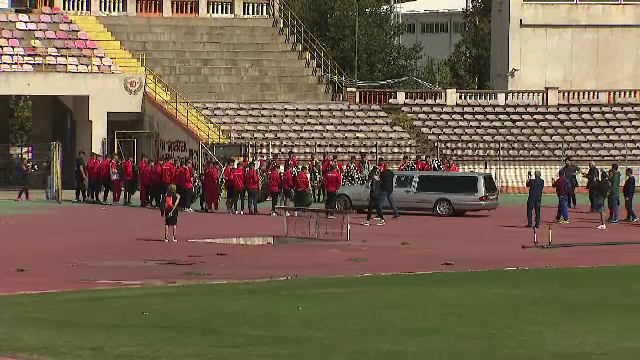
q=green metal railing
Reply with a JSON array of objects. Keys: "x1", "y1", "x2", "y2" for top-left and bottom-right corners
[{"x1": 269, "y1": 0, "x2": 350, "y2": 101}]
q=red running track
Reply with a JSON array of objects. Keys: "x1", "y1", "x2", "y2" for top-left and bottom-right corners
[{"x1": 1, "y1": 203, "x2": 640, "y2": 294}]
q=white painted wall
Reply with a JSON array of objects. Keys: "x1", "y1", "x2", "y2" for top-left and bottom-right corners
[
  {"x1": 0, "y1": 73, "x2": 144, "y2": 154},
  {"x1": 491, "y1": 0, "x2": 640, "y2": 90},
  {"x1": 401, "y1": 11, "x2": 464, "y2": 61}
]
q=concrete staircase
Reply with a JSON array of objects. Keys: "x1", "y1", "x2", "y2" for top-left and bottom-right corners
[{"x1": 96, "y1": 16, "x2": 332, "y2": 103}]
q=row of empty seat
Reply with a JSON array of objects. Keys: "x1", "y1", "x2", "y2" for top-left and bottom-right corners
[
  {"x1": 403, "y1": 105, "x2": 640, "y2": 115},
  {"x1": 0, "y1": 12, "x2": 69, "y2": 24},
  {"x1": 390, "y1": 97, "x2": 640, "y2": 106},
  {"x1": 195, "y1": 102, "x2": 382, "y2": 112}
]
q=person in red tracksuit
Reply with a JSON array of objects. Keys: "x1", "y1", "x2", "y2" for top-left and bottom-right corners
[
  {"x1": 152, "y1": 159, "x2": 163, "y2": 207},
  {"x1": 204, "y1": 161, "x2": 220, "y2": 212},
  {"x1": 294, "y1": 165, "x2": 310, "y2": 208},
  {"x1": 161, "y1": 158, "x2": 176, "y2": 206},
  {"x1": 332, "y1": 155, "x2": 343, "y2": 174},
  {"x1": 110, "y1": 154, "x2": 122, "y2": 205},
  {"x1": 141, "y1": 159, "x2": 153, "y2": 207},
  {"x1": 285, "y1": 150, "x2": 298, "y2": 169},
  {"x1": 139, "y1": 155, "x2": 148, "y2": 206},
  {"x1": 174, "y1": 161, "x2": 186, "y2": 209},
  {"x1": 282, "y1": 164, "x2": 294, "y2": 210},
  {"x1": 415, "y1": 155, "x2": 424, "y2": 171},
  {"x1": 245, "y1": 162, "x2": 260, "y2": 215},
  {"x1": 269, "y1": 167, "x2": 281, "y2": 216},
  {"x1": 223, "y1": 159, "x2": 234, "y2": 213},
  {"x1": 122, "y1": 156, "x2": 134, "y2": 206},
  {"x1": 91, "y1": 154, "x2": 103, "y2": 204},
  {"x1": 184, "y1": 159, "x2": 194, "y2": 212},
  {"x1": 101, "y1": 154, "x2": 112, "y2": 204},
  {"x1": 231, "y1": 162, "x2": 246, "y2": 214},
  {"x1": 323, "y1": 165, "x2": 342, "y2": 218},
  {"x1": 87, "y1": 153, "x2": 96, "y2": 202}
]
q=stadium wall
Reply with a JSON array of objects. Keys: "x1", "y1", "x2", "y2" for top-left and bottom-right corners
[
  {"x1": 0, "y1": 73, "x2": 145, "y2": 155},
  {"x1": 491, "y1": 0, "x2": 640, "y2": 90}
]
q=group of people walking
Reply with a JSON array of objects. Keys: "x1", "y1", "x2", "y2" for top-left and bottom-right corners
[{"x1": 526, "y1": 158, "x2": 637, "y2": 229}]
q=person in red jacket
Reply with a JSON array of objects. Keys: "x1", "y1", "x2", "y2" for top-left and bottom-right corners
[
  {"x1": 122, "y1": 155, "x2": 134, "y2": 206},
  {"x1": 294, "y1": 165, "x2": 311, "y2": 208},
  {"x1": 332, "y1": 155, "x2": 343, "y2": 174},
  {"x1": 161, "y1": 158, "x2": 175, "y2": 204},
  {"x1": 91, "y1": 154, "x2": 103, "y2": 204},
  {"x1": 268, "y1": 167, "x2": 281, "y2": 216},
  {"x1": 174, "y1": 161, "x2": 186, "y2": 209},
  {"x1": 377, "y1": 158, "x2": 386, "y2": 172},
  {"x1": 138, "y1": 155, "x2": 148, "y2": 206},
  {"x1": 282, "y1": 164, "x2": 294, "y2": 210},
  {"x1": 414, "y1": 155, "x2": 424, "y2": 171},
  {"x1": 223, "y1": 159, "x2": 234, "y2": 213},
  {"x1": 183, "y1": 159, "x2": 194, "y2": 212},
  {"x1": 285, "y1": 150, "x2": 298, "y2": 169},
  {"x1": 448, "y1": 159, "x2": 460, "y2": 172},
  {"x1": 323, "y1": 165, "x2": 342, "y2": 218},
  {"x1": 110, "y1": 154, "x2": 122, "y2": 205},
  {"x1": 141, "y1": 159, "x2": 153, "y2": 207},
  {"x1": 152, "y1": 159, "x2": 163, "y2": 207},
  {"x1": 204, "y1": 161, "x2": 220, "y2": 212},
  {"x1": 321, "y1": 153, "x2": 331, "y2": 175},
  {"x1": 423, "y1": 155, "x2": 432, "y2": 171},
  {"x1": 231, "y1": 162, "x2": 246, "y2": 214},
  {"x1": 86, "y1": 153, "x2": 96, "y2": 202},
  {"x1": 245, "y1": 162, "x2": 260, "y2": 215},
  {"x1": 101, "y1": 154, "x2": 111, "y2": 204}
]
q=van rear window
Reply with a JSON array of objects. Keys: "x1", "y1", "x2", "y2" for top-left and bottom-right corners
[
  {"x1": 483, "y1": 175, "x2": 498, "y2": 193},
  {"x1": 416, "y1": 175, "x2": 478, "y2": 194}
]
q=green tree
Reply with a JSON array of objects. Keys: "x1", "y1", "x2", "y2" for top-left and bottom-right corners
[
  {"x1": 417, "y1": 57, "x2": 452, "y2": 89},
  {"x1": 287, "y1": 0, "x2": 422, "y2": 82},
  {"x1": 448, "y1": 0, "x2": 491, "y2": 90},
  {"x1": 8, "y1": 95, "x2": 32, "y2": 146}
]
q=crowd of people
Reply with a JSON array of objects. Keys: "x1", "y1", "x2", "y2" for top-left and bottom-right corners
[{"x1": 526, "y1": 157, "x2": 637, "y2": 230}]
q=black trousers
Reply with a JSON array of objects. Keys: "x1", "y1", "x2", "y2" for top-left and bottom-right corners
[
  {"x1": 366, "y1": 195, "x2": 383, "y2": 221},
  {"x1": 232, "y1": 189, "x2": 245, "y2": 212},
  {"x1": 247, "y1": 188, "x2": 259, "y2": 214},
  {"x1": 75, "y1": 176, "x2": 86, "y2": 201},
  {"x1": 87, "y1": 177, "x2": 94, "y2": 200},
  {"x1": 325, "y1": 191, "x2": 338, "y2": 216},
  {"x1": 625, "y1": 197, "x2": 637, "y2": 220},
  {"x1": 567, "y1": 186, "x2": 577, "y2": 208},
  {"x1": 527, "y1": 199, "x2": 541, "y2": 227},
  {"x1": 93, "y1": 178, "x2": 103, "y2": 202},
  {"x1": 184, "y1": 188, "x2": 193, "y2": 208},
  {"x1": 102, "y1": 178, "x2": 111, "y2": 202},
  {"x1": 588, "y1": 188, "x2": 596, "y2": 211},
  {"x1": 271, "y1": 191, "x2": 279, "y2": 213}
]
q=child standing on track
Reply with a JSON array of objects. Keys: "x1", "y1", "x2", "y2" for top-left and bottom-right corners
[{"x1": 163, "y1": 184, "x2": 181, "y2": 242}]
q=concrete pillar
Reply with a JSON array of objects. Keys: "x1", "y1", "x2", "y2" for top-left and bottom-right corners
[
  {"x1": 346, "y1": 88, "x2": 356, "y2": 105},
  {"x1": 127, "y1": 0, "x2": 136, "y2": 15},
  {"x1": 53, "y1": 0, "x2": 63, "y2": 10},
  {"x1": 445, "y1": 88, "x2": 457, "y2": 106},
  {"x1": 233, "y1": 0, "x2": 243, "y2": 17},
  {"x1": 198, "y1": 0, "x2": 207, "y2": 17},
  {"x1": 163, "y1": 0, "x2": 172, "y2": 16},
  {"x1": 545, "y1": 87, "x2": 559, "y2": 106},
  {"x1": 397, "y1": 91, "x2": 406, "y2": 105},
  {"x1": 90, "y1": 0, "x2": 100, "y2": 15},
  {"x1": 497, "y1": 92, "x2": 506, "y2": 106},
  {"x1": 0, "y1": 96, "x2": 9, "y2": 145},
  {"x1": 89, "y1": 96, "x2": 108, "y2": 155},
  {"x1": 73, "y1": 97, "x2": 92, "y2": 156}
]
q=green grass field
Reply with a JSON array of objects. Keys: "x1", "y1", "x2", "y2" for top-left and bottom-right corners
[{"x1": 1, "y1": 266, "x2": 639, "y2": 360}]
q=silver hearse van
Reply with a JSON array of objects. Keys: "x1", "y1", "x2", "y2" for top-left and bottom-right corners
[{"x1": 336, "y1": 171, "x2": 499, "y2": 216}]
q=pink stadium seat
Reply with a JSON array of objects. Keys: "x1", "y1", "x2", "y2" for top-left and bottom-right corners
[
  {"x1": 61, "y1": 15, "x2": 71, "y2": 23},
  {"x1": 59, "y1": 23, "x2": 69, "y2": 31},
  {"x1": 101, "y1": 57, "x2": 112, "y2": 66},
  {"x1": 86, "y1": 40, "x2": 97, "y2": 49},
  {"x1": 29, "y1": 14, "x2": 39, "y2": 22},
  {"x1": 51, "y1": 15, "x2": 62, "y2": 23},
  {"x1": 93, "y1": 48, "x2": 104, "y2": 57},
  {"x1": 3, "y1": 47, "x2": 13, "y2": 55},
  {"x1": 77, "y1": 31, "x2": 89, "y2": 40},
  {"x1": 52, "y1": 6, "x2": 62, "y2": 14},
  {"x1": 0, "y1": 39, "x2": 6, "y2": 47},
  {"x1": 13, "y1": 47, "x2": 24, "y2": 55},
  {"x1": 17, "y1": 14, "x2": 29, "y2": 22},
  {"x1": 1, "y1": 29, "x2": 12, "y2": 38},
  {"x1": 12, "y1": 30, "x2": 24, "y2": 39},
  {"x1": 80, "y1": 48, "x2": 91, "y2": 57},
  {"x1": 91, "y1": 57, "x2": 101, "y2": 66},
  {"x1": 7, "y1": 14, "x2": 18, "y2": 22},
  {"x1": 41, "y1": 6, "x2": 53, "y2": 14},
  {"x1": 45, "y1": 31, "x2": 56, "y2": 39},
  {"x1": 78, "y1": 64, "x2": 88, "y2": 73},
  {"x1": 47, "y1": 47, "x2": 58, "y2": 56},
  {"x1": 23, "y1": 63, "x2": 34, "y2": 72},
  {"x1": 12, "y1": 55, "x2": 23, "y2": 63},
  {"x1": 64, "y1": 40, "x2": 75, "y2": 49},
  {"x1": 24, "y1": 47, "x2": 35, "y2": 55},
  {"x1": 34, "y1": 31, "x2": 45, "y2": 39},
  {"x1": 100, "y1": 65, "x2": 110, "y2": 73},
  {"x1": 68, "y1": 56, "x2": 78, "y2": 65},
  {"x1": 0, "y1": 14, "x2": 7, "y2": 22},
  {"x1": 8, "y1": 38, "x2": 19, "y2": 47},
  {"x1": 1, "y1": 54, "x2": 12, "y2": 63},
  {"x1": 37, "y1": 23, "x2": 48, "y2": 31},
  {"x1": 69, "y1": 24, "x2": 79, "y2": 31},
  {"x1": 67, "y1": 64, "x2": 77, "y2": 72},
  {"x1": 53, "y1": 40, "x2": 64, "y2": 48},
  {"x1": 56, "y1": 31, "x2": 68, "y2": 39},
  {"x1": 23, "y1": 56, "x2": 34, "y2": 64},
  {"x1": 74, "y1": 40, "x2": 85, "y2": 49},
  {"x1": 45, "y1": 56, "x2": 56, "y2": 64},
  {"x1": 34, "y1": 56, "x2": 43, "y2": 64},
  {"x1": 30, "y1": 39, "x2": 43, "y2": 48},
  {"x1": 16, "y1": 22, "x2": 27, "y2": 31},
  {"x1": 40, "y1": 15, "x2": 52, "y2": 23},
  {"x1": 0, "y1": 63, "x2": 10, "y2": 71},
  {"x1": 26, "y1": 23, "x2": 37, "y2": 31},
  {"x1": 56, "y1": 56, "x2": 66, "y2": 65}
]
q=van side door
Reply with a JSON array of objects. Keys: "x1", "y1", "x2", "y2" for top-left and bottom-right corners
[{"x1": 388, "y1": 173, "x2": 415, "y2": 210}]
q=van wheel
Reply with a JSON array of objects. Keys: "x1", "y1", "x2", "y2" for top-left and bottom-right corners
[
  {"x1": 434, "y1": 199, "x2": 454, "y2": 217},
  {"x1": 336, "y1": 195, "x2": 352, "y2": 211}
]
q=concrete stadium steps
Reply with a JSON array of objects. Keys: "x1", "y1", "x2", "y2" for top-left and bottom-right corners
[{"x1": 95, "y1": 16, "x2": 330, "y2": 102}]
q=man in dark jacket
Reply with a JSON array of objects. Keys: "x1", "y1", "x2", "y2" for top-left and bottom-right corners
[
  {"x1": 379, "y1": 159, "x2": 399, "y2": 219},
  {"x1": 561, "y1": 158, "x2": 580, "y2": 209},
  {"x1": 608, "y1": 164, "x2": 621, "y2": 223},
  {"x1": 623, "y1": 167, "x2": 637, "y2": 222},
  {"x1": 362, "y1": 167, "x2": 384, "y2": 226},
  {"x1": 525, "y1": 170, "x2": 544, "y2": 228},
  {"x1": 584, "y1": 162, "x2": 599, "y2": 212}
]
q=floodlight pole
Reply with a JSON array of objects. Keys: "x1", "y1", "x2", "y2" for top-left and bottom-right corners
[{"x1": 355, "y1": 0, "x2": 359, "y2": 87}]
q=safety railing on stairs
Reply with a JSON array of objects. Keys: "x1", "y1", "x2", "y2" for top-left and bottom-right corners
[
  {"x1": 143, "y1": 66, "x2": 229, "y2": 144},
  {"x1": 269, "y1": 0, "x2": 350, "y2": 101}
]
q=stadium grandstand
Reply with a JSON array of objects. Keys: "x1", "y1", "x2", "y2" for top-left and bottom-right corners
[{"x1": 0, "y1": 0, "x2": 639, "y2": 194}]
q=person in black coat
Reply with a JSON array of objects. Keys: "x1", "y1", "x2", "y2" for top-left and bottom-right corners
[
  {"x1": 362, "y1": 167, "x2": 384, "y2": 226},
  {"x1": 583, "y1": 162, "x2": 599, "y2": 212},
  {"x1": 525, "y1": 170, "x2": 544, "y2": 228},
  {"x1": 623, "y1": 168, "x2": 638, "y2": 222}
]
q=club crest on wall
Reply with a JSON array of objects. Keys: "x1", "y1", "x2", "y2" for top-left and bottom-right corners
[{"x1": 123, "y1": 77, "x2": 144, "y2": 95}]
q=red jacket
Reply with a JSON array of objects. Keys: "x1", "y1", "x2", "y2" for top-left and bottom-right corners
[
  {"x1": 397, "y1": 163, "x2": 408, "y2": 171},
  {"x1": 336, "y1": 162, "x2": 343, "y2": 174},
  {"x1": 269, "y1": 170, "x2": 281, "y2": 193},
  {"x1": 449, "y1": 164, "x2": 460, "y2": 172},
  {"x1": 282, "y1": 170, "x2": 294, "y2": 190},
  {"x1": 174, "y1": 167, "x2": 185, "y2": 186},
  {"x1": 285, "y1": 157, "x2": 298, "y2": 169},
  {"x1": 123, "y1": 160, "x2": 134, "y2": 181},
  {"x1": 223, "y1": 166, "x2": 233, "y2": 188},
  {"x1": 141, "y1": 164, "x2": 153, "y2": 185},
  {"x1": 378, "y1": 163, "x2": 386, "y2": 171},
  {"x1": 245, "y1": 168, "x2": 260, "y2": 190},
  {"x1": 87, "y1": 158, "x2": 96, "y2": 178},
  {"x1": 204, "y1": 166, "x2": 217, "y2": 191},
  {"x1": 232, "y1": 168, "x2": 245, "y2": 190},
  {"x1": 323, "y1": 170, "x2": 342, "y2": 193},
  {"x1": 423, "y1": 162, "x2": 431, "y2": 171},
  {"x1": 101, "y1": 159, "x2": 110, "y2": 179},
  {"x1": 184, "y1": 167, "x2": 193, "y2": 189},
  {"x1": 415, "y1": 161, "x2": 424, "y2": 171},
  {"x1": 295, "y1": 172, "x2": 309, "y2": 191},
  {"x1": 321, "y1": 158, "x2": 331, "y2": 174},
  {"x1": 153, "y1": 163, "x2": 162, "y2": 183},
  {"x1": 161, "y1": 162, "x2": 175, "y2": 184}
]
